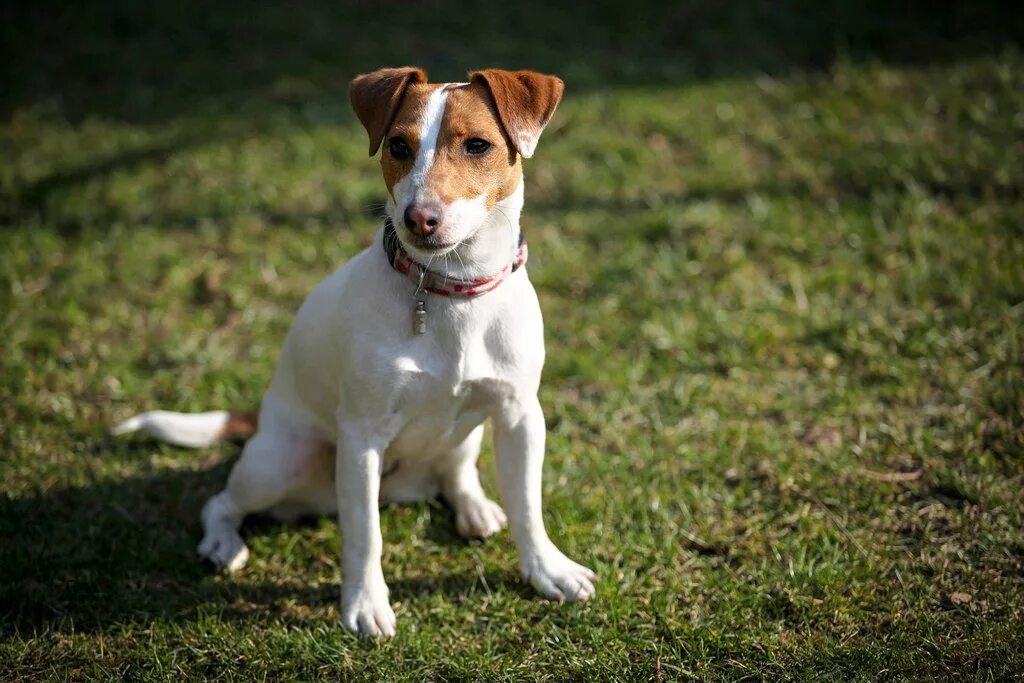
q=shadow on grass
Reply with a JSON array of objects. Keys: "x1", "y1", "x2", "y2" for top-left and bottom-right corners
[
  {"x1": 0, "y1": 440, "x2": 525, "y2": 635},
  {"x1": 0, "y1": 133, "x2": 209, "y2": 233}
]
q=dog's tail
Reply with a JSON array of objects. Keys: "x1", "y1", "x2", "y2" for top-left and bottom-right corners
[{"x1": 112, "y1": 410, "x2": 258, "y2": 448}]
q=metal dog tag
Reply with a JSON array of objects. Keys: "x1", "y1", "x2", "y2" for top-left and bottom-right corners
[{"x1": 413, "y1": 299, "x2": 427, "y2": 335}]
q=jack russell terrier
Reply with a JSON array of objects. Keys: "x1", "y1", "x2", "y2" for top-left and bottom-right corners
[{"x1": 114, "y1": 66, "x2": 596, "y2": 638}]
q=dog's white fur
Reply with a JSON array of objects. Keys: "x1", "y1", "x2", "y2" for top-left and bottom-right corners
[{"x1": 115, "y1": 78, "x2": 594, "y2": 638}]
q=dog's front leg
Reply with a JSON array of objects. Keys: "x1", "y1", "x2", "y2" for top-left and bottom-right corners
[
  {"x1": 336, "y1": 422, "x2": 397, "y2": 638},
  {"x1": 493, "y1": 397, "x2": 596, "y2": 602}
]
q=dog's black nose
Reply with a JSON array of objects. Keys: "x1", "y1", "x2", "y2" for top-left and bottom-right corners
[{"x1": 403, "y1": 203, "x2": 442, "y2": 236}]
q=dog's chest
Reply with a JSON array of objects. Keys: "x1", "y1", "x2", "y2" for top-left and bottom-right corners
[{"x1": 385, "y1": 355, "x2": 514, "y2": 460}]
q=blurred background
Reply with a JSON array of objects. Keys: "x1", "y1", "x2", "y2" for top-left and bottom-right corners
[
  {"x1": 2, "y1": 1, "x2": 1023, "y2": 678},
  {"x1": 2, "y1": 1, "x2": 1022, "y2": 228},
  {"x1": 3, "y1": 1, "x2": 1022, "y2": 120}
]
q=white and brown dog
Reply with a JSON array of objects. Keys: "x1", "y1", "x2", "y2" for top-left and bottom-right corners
[{"x1": 114, "y1": 67, "x2": 595, "y2": 638}]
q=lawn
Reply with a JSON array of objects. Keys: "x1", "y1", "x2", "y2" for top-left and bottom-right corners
[{"x1": 2, "y1": 2, "x2": 1023, "y2": 680}]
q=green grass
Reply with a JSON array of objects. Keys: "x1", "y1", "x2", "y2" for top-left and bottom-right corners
[{"x1": 2, "y1": 2, "x2": 1024, "y2": 680}]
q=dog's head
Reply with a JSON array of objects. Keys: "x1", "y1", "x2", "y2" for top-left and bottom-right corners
[{"x1": 349, "y1": 67, "x2": 563, "y2": 261}]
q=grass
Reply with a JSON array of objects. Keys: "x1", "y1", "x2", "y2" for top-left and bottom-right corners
[{"x1": 2, "y1": 2, "x2": 1023, "y2": 679}]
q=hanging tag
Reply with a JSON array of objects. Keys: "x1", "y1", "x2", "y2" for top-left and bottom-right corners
[{"x1": 413, "y1": 299, "x2": 427, "y2": 335}]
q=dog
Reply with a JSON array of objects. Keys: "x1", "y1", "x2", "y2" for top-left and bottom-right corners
[{"x1": 114, "y1": 67, "x2": 596, "y2": 638}]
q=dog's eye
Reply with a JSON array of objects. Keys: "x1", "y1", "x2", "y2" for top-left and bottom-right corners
[
  {"x1": 464, "y1": 138, "x2": 492, "y2": 156},
  {"x1": 388, "y1": 137, "x2": 411, "y2": 160}
]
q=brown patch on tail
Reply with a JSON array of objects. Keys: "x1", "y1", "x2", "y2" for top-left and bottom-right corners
[{"x1": 218, "y1": 411, "x2": 259, "y2": 442}]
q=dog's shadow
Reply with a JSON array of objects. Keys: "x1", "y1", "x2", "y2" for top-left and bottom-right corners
[{"x1": 0, "y1": 438, "x2": 529, "y2": 635}]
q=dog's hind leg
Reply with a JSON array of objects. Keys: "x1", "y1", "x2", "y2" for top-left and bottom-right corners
[
  {"x1": 378, "y1": 460, "x2": 440, "y2": 505},
  {"x1": 198, "y1": 413, "x2": 329, "y2": 572},
  {"x1": 436, "y1": 425, "x2": 508, "y2": 539}
]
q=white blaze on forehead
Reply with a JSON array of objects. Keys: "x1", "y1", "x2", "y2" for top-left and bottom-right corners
[{"x1": 410, "y1": 85, "x2": 450, "y2": 188}]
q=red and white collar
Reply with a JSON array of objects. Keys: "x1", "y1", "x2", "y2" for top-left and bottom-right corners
[{"x1": 382, "y1": 219, "x2": 528, "y2": 298}]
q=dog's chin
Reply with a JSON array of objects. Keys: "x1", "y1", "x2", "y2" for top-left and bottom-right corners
[
  {"x1": 401, "y1": 239, "x2": 458, "y2": 261},
  {"x1": 393, "y1": 224, "x2": 469, "y2": 261}
]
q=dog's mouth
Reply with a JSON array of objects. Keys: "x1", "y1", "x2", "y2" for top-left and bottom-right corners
[
  {"x1": 403, "y1": 233, "x2": 460, "y2": 256},
  {"x1": 411, "y1": 239, "x2": 457, "y2": 252}
]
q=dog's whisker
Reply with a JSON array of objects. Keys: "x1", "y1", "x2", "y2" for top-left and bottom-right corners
[
  {"x1": 361, "y1": 202, "x2": 389, "y2": 217},
  {"x1": 451, "y1": 244, "x2": 472, "y2": 278},
  {"x1": 441, "y1": 252, "x2": 451, "y2": 289},
  {"x1": 494, "y1": 207, "x2": 518, "y2": 248}
]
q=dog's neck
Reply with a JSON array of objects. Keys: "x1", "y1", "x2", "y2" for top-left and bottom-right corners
[{"x1": 392, "y1": 180, "x2": 525, "y2": 282}]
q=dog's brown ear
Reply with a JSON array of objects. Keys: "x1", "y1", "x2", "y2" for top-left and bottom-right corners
[
  {"x1": 349, "y1": 67, "x2": 428, "y2": 156},
  {"x1": 469, "y1": 69, "x2": 564, "y2": 159}
]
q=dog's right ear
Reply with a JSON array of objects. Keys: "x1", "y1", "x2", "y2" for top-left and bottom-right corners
[{"x1": 349, "y1": 67, "x2": 428, "y2": 156}]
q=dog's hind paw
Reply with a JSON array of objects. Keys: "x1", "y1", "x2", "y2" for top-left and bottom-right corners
[
  {"x1": 198, "y1": 493, "x2": 249, "y2": 572},
  {"x1": 455, "y1": 495, "x2": 507, "y2": 539},
  {"x1": 197, "y1": 528, "x2": 249, "y2": 572}
]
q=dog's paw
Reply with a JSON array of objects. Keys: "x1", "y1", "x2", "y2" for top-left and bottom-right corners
[
  {"x1": 455, "y1": 495, "x2": 508, "y2": 539},
  {"x1": 197, "y1": 527, "x2": 249, "y2": 572},
  {"x1": 198, "y1": 495, "x2": 248, "y2": 572},
  {"x1": 521, "y1": 545, "x2": 597, "y2": 602},
  {"x1": 341, "y1": 575, "x2": 396, "y2": 638}
]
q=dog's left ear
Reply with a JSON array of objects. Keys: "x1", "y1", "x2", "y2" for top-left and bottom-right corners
[
  {"x1": 469, "y1": 69, "x2": 564, "y2": 159},
  {"x1": 350, "y1": 66, "x2": 428, "y2": 156}
]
